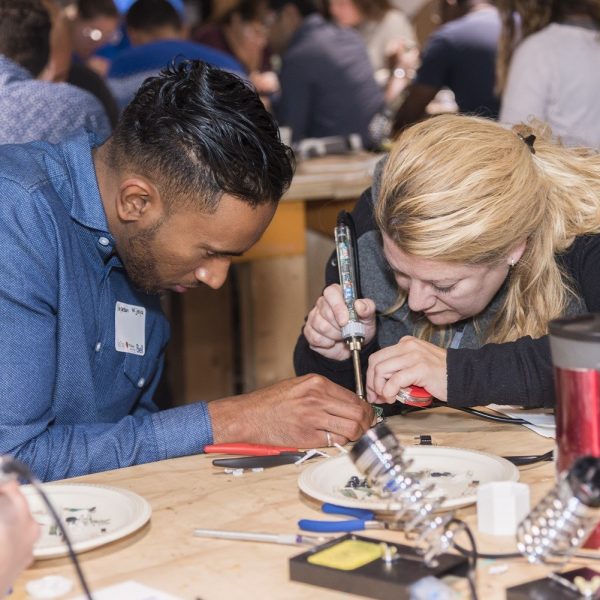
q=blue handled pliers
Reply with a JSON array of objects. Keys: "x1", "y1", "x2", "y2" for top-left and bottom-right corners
[{"x1": 298, "y1": 503, "x2": 388, "y2": 533}]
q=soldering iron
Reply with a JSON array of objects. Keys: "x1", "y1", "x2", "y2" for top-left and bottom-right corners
[{"x1": 334, "y1": 211, "x2": 366, "y2": 400}]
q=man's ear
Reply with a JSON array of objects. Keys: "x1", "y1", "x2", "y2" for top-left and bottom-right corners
[{"x1": 115, "y1": 177, "x2": 163, "y2": 224}]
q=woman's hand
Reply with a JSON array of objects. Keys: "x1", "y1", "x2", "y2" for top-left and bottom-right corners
[
  {"x1": 303, "y1": 284, "x2": 377, "y2": 361},
  {"x1": 366, "y1": 336, "x2": 448, "y2": 403}
]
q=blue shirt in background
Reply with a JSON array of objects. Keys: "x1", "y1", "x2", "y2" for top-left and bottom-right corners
[
  {"x1": 415, "y1": 7, "x2": 501, "y2": 119},
  {"x1": 107, "y1": 40, "x2": 245, "y2": 111},
  {"x1": 272, "y1": 14, "x2": 384, "y2": 147},
  {"x1": 0, "y1": 55, "x2": 111, "y2": 145},
  {"x1": 0, "y1": 131, "x2": 213, "y2": 481}
]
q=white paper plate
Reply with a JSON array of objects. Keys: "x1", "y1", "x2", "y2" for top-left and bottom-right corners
[
  {"x1": 298, "y1": 446, "x2": 519, "y2": 512},
  {"x1": 23, "y1": 483, "x2": 152, "y2": 559}
]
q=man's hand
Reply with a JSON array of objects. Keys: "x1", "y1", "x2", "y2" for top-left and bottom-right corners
[
  {"x1": 303, "y1": 284, "x2": 377, "y2": 361},
  {"x1": 0, "y1": 480, "x2": 40, "y2": 594},
  {"x1": 208, "y1": 374, "x2": 374, "y2": 448},
  {"x1": 366, "y1": 336, "x2": 448, "y2": 403}
]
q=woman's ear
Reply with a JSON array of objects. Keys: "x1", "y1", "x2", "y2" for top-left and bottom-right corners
[{"x1": 508, "y1": 238, "x2": 527, "y2": 267}]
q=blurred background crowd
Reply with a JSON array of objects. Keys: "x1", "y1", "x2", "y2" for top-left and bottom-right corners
[{"x1": 2, "y1": 0, "x2": 598, "y2": 153}]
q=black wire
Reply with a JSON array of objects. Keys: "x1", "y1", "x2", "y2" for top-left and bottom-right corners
[
  {"x1": 453, "y1": 541, "x2": 600, "y2": 562},
  {"x1": 451, "y1": 519, "x2": 479, "y2": 600},
  {"x1": 454, "y1": 542, "x2": 521, "y2": 560},
  {"x1": 2, "y1": 459, "x2": 93, "y2": 600},
  {"x1": 502, "y1": 450, "x2": 554, "y2": 466},
  {"x1": 450, "y1": 406, "x2": 531, "y2": 424}
]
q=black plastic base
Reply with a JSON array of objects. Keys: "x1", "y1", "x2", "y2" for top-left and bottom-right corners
[
  {"x1": 506, "y1": 577, "x2": 581, "y2": 599},
  {"x1": 289, "y1": 533, "x2": 469, "y2": 600}
]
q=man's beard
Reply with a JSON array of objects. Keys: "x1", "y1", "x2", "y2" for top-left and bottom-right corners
[{"x1": 117, "y1": 221, "x2": 164, "y2": 295}]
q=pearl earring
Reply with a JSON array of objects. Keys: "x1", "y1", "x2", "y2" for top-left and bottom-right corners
[{"x1": 510, "y1": 258, "x2": 516, "y2": 268}]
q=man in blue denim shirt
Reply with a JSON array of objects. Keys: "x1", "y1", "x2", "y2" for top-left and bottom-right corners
[{"x1": 0, "y1": 60, "x2": 373, "y2": 482}]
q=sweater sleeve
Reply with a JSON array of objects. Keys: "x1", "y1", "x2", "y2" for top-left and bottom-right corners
[
  {"x1": 447, "y1": 234, "x2": 600, "y2": 408},
  {"x1": 447, "y1": 336, "x2": 554, "y2": 408}
]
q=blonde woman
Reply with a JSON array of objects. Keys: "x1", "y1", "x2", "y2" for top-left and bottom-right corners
[{"x1": 295, "y1": 114, "x2": 600, "y2": 408}]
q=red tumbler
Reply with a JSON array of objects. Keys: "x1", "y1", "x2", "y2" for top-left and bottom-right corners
[{"x1": 549, "y1": 314, "x2": 600, "y2": 548}]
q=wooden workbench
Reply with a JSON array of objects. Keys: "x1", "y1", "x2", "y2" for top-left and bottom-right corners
[{"x1": 14, "y1": 408, "x2": 596, "y2": 599}]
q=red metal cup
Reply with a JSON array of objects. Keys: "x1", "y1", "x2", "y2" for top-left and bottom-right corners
[{"x1": 550, "y1": 314, "x2": 600, "y2": 548}]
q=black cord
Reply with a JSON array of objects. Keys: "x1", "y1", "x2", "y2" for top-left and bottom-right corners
[
  {"x1": 451, "y1": 519, "x2": 479, "y2": 600},
  {"x1": 454, "y1": 542, "x2": 521, "y2": 560},
  {"x1": 502, "y1": 450, "x2": 554, "y2": 466},
  {"x1": 453, "y1": 541, "x2": 600, "y2": 562},
  {"x1": 450, "y1": 406, "x2": 531, "y2": 425},
  {"x1": 2, "y1": 459, "x2": 93, "y2": 600}
]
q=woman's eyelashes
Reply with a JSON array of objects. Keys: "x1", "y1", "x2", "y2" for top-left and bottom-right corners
[{"x1": 432, "y1": 283, "x2": 456, "y2": 294}]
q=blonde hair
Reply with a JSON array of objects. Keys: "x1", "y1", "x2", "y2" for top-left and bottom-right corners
[{"x1": 375, "y1": 114, "x2": 600, "y2": 344}]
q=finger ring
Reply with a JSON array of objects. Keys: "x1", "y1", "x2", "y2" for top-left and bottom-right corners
[{"x1": 326, "y1": 431, "x2": 333, "y2": 447}]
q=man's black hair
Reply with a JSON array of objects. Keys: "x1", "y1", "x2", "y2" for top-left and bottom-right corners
[
  {"x1": 126, "y1": 0, "x2": 182, "y2": 31},
  {"x1": 0, "y1": 0, "x2": 50, "y2": 77},
  {"x1": 268, "y1": 0, "x2": 318, "y2": 16},
  {"x1": 108, "y1": 60, "x2": 294, "y2": 211}
]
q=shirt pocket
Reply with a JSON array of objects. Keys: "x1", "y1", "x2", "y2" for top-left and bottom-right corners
[{"x1": 122, "y1": 351, "x2": 160, "y2": 393}]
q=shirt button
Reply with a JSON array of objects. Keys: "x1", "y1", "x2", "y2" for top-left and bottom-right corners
[
  {"x1": 98, "y1": 236, "x2": 110, "y2": 246},
  {"x1": 137, "y1": 377, "x2": 145, "y2": 388},
  {"x1": 95, "y1": 342, "x2": 102, "y2": 352}
]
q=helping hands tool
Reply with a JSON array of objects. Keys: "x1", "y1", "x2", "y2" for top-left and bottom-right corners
[{"x1": 335, "y1": 211, "x2": 432, "y2": 408}]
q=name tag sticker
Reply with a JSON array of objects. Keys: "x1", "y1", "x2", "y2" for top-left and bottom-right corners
[{"x1": 115, "y1": 301, "x2": 146, "y2": 356}]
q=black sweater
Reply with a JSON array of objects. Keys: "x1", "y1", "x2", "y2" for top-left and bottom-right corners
[{"x1": 294, "y1": 186, "x2": 600, "y2": 408}]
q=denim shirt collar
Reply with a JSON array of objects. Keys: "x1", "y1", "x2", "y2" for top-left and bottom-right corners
[
  {"x1": 61, "y1": 130, "x2": 111, "y2": 234},
  {"x1": 60, "y1": 129, "x2": 118, "y2": 264}
]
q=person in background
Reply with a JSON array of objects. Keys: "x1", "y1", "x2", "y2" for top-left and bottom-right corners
[
  {"x1": 267, "y1": 0, "x2": 384, "y2": 147},
  {"x1": 391, "y1": 0, "x2": 500, "y2": 135},
  {"x1": 0, "y1": 60, "x2": 372, "y2": 482},
  {"x1": 40, "y1": 0, "x2": 119, "y2": 128},
  {"x1": 71, "y1": 0, "x2": 121, "y2": 76},
  {"x1": 108, "y1": 0, "x2": 245, "y2": 111},
  {"x1": 194, "y1": 0, "x2": 271, "y2": 74},
  {"x1": 193, "y1": 0, "x2": 279, "y2": 97},
  {"x1": 325, "y1": 0, "x2": 416, "y2": 75},
  {"x1": 295, "y1": 114, "x2": 600, "y2": 409},
  {"x1": 0, "y1": 480, "x2": 39, "y2": 597},
  {"x1": 498, "y1": 0, "x2": 600, "y2": 150},
  {"x1": 0, "y1": 0, "x2": 111, "y2": 144}
]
